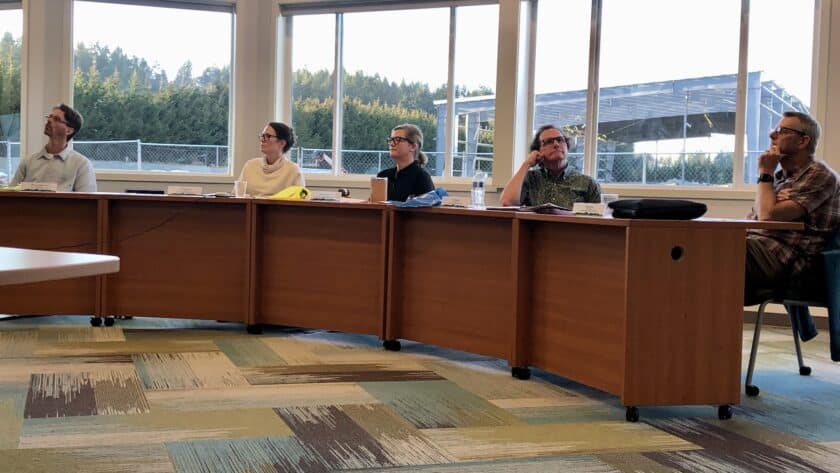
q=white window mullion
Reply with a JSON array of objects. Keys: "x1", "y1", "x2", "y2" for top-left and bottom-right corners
[
  {"x1": 732, "y1": 0, "x2": 749, "y2": 187},
  {"x1": 331, "y1": 13, "x2": 344, "y2": 177},
  {"x1": 444, "y1": 6, "x2": 457, "y2": 178},
  {"x1": 582, "y1": 0, "x2": 601, "y2": 177}
]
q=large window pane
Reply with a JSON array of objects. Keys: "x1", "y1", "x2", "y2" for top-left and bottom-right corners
[
  {"x1": 533, "y1": 0, "x2": 591, "y2": 172},
  {"x1": 598, "y1": 0, "x2": 740, "y2": 185},
  {"x1": 743, "y1": 0, "x2": 815, "y2": 183},
  {"x1": 0, "y1": 8, "x2": 21, "y2": 185},
  {"x1": 451, "y1": 4, "x2": 498, "y2": 178},
  {"x1": 73, "y1": 2, "x2": 232, "y2": 174},
  {"x1": 290, "y1": 14, "x2": 335, "y2": 174},
  {"x1": 342, "y1": 8, "x2": 448, "y2": 176}
]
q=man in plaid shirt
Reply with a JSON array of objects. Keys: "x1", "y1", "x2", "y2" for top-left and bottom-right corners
[{"x1": 745, "y1": 111, "x2": 840, "y2": 311}]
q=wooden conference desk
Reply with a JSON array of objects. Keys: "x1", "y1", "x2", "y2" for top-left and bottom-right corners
[
  {"x1": 0, "y1": 246, "x2": 119, "y2": 286},
  {"x1": 384, "y1": 207, "x2": 800, "y2": 419},
  {"x1": 0, "y1": 192, "x2": 800, "y2": 418}
]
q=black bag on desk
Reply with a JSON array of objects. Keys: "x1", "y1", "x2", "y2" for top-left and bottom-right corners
[{"x1": 608, "y1": 198, "x2": 707, "y2": 220}]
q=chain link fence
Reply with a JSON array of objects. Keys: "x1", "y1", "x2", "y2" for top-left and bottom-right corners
[
  {"x1": 595, "y1": 151, "x2": 734, "y2": 185},
  {"x1": 1, "y1": 140, "x2": 748, "y2": 186},
  {"x1": 72, "y1": 140, "x2": 230, "y2": 173},
  {"x1": 288, "y1": 147, "x2": 493, "y2": 177}
]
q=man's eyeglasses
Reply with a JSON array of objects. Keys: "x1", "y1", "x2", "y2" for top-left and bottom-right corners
[
  {"x1": 387, "y1": 136, "x2": 413, "y2": 146},
  {"x1": 540, "y1": 136, "x2": 568, "y2": 147},
  {"x1": 44, "y1": 114, "x2": 71, "y2": 126},
  {"x1": 771, "y1": 126, "x2": 807, "y2": 137},
  {"x1": 259, "y1": 133, "x2": 278, "y2": 142}
]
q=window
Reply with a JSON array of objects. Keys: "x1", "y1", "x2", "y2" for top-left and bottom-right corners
[
  {"x1": 285, "y1": 3, "x2": 499, "y2": 178},
  {"x1": 743, "y1": 0, "x2": 815, "y2": 183},
  {"x1": 532, "y1": 0, "x2": 591, "y2": 172},
  {"x1": 290, "y1": 14, "x2": 336, "y2": 174},
  {"x1": 452, "y1": 5, "x2": 498, "y2": 178},
  {"x1": 596, "y1": 0, "x2": 740, "y2": 186},
  {"x1": 342, "y1": 8, "x2": 448, "y2": 176},
  {"x1": 0, "y1": 7, "x2": 21, "y2": 184},
  {"x1": 72, "y1": 1, "x2": 232, "y2": 174}
]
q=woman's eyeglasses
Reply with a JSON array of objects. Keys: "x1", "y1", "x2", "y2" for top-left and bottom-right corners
[
  {"x1": 259, "y1": 134, "x2": 278, "y2": 142},
  {"x1": 387, "y1": 136, "x2": 413, "y2": 146}
]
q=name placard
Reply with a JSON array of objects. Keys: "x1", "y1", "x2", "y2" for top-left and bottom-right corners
[
  {"x1": 166, "y1": 185, "x2": 203, "y2": 196},
  {"x1": 572, "y1": 202, "x2": 607, "y2": 216},
  {"x1": 21, "y1": 182, "x2": 58, "y2": 192}
]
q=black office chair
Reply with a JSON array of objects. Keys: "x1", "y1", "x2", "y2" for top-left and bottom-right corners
[{"x1": 745, "y1": 248, "x2": 840, "y2": 396}]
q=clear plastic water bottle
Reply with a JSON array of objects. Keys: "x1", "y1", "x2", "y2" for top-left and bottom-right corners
[{"x1": 471, "y1": 170, "x2": 486, "y2": 208}]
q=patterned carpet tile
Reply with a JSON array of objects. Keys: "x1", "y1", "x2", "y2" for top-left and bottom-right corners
[
  {"x1": 736, "y1": 383, "x2": 840, "y2": 442},
  {"x1": 0, "y1": 443, "x2": 175, "y2": 473},
  {"x1": 144, "y1": 383, "x2": 380, "y2": 412},
  {"x1": 275, "y1": 405, "x2": 399, "y2": 469},
  {"x1": 356, "y1": 455, "x2": 620, "y2": 472},
  {"x1": 34, "y1": 339, "x2": 220, "y2": 357},
  {"x1": 422, "y1": 421, "x2": 699, "y2": 461},
  {"x1": 24, "y1": 368, "x2": 149, "y2": 418},
  {"x1": 0, "y1": 318, "x2": 838, "y2": 472},
  {"x1": 214, "y1": 338, "x2": 287, "y2": 368},
  {"x1": 425, "y1": 359, "x2": 582, "y2": 402},
  {"x1": 37, "y1": 326, "x2": 126, "y2": 343},
  {"x1": 361, "y1": 380, "x2": 524, "y2": 429},
  {"x1": 0, "y1": 329, "x2": 39, "y2": 357},
  {"x1": 133, "y1": 352, "x2": 248, "y2": 390},
  {"x1": 646, "y1": 417, "x2": 840, "y2": 473},
  {"x1": 19, "y1": 408, "x2": 293, "y2": 449},
  {"x1": 0, "y1": 356, "x2": 134, "y2": 387},
  {"x1": 0, "y1": 397, "x2": 23, "y2": 449},
  {"x1": 342, "y1": 403, "x2": 454, "y2": 466},
  {"x1": 166, "y1": 436, "x2": 331, "y2": 473},
  {"x1": 507, "y1": 403, "x2": 627, "y2": 424},
  {"x1": 242, "y1": 363, "x2": 444, "y2": 385},
  {"x1": 594, "y1": 452, "x2": 681, "y2": 473}
]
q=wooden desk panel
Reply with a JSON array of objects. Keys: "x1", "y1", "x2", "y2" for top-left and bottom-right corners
[
  {"x1": 256, "y1": 202, "x2": 387, "y2": 336},
  {"x1": 387, "y1": 209, "x2": 516, "y2": 360},
  {"x1": 103, "y1": 197, "x2": 250, "y2": 321},
  {"x1": 524, "y1": 221, "x2": 627, "y2": 395},
  {"x1": 0, "y1": 194, "x2": 99, "y2": 314},
  {"x1": 623, "y1": 226, "x2": 744, "y2": 406}
]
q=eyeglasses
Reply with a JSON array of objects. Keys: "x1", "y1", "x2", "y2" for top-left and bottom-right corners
[
  {"x1": 771, "y1": 126, "x2": 807, "y2": 137},
  {"x1": 540, "y1": 136, "x2": 568, "y2": 147},
  {"x1": 387, "y1": 136, "x2": 413, "y2": 146},
  {"x1": 44, "y1": 114, "x2": 71, "y2": 126},
  {"x1": 259, "y1": 133, "x2": 278, "y2": 142}
]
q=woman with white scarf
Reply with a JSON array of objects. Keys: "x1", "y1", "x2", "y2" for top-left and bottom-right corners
[{"x1": 236, "y1": 122, "x2": 305, "y2": 197}]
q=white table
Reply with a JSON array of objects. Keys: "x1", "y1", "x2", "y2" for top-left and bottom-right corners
[{"x1": 0, "y1": 247, "x2": 119, "y2": 286}]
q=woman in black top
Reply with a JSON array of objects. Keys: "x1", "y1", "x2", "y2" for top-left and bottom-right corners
[{"x1": 377, "y1": 124, "x2": 435, "y2": 201}]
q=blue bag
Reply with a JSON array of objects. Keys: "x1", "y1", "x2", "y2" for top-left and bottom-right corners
[{"x1": 390, "y1": 188, "x2": 448, "y2": 207}]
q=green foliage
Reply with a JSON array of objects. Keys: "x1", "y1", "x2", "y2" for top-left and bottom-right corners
[{"x1": 0, "y1": 37, "x2": 491, "y2": 151}]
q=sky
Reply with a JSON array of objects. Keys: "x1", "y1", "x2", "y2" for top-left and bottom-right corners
[
  {"x1": 0, "y1": 1, "x2": 814, "y2": 100},
  {"x1": 0, "y1": 0, "x2": 815, "y2": 156}
]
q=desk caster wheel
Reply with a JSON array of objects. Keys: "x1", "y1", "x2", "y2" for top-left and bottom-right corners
[
  {"x1": 625, "y1": 406, "x2": 639, "y2": 422},
  {"x1": 104, "y1": 317, "x2": 115, "y2": 327},
  {"x1": 383, "y1": 340, "x2": 401, "y2": 351},
  {"x1": 745, "y1": 384, "x2": 759, "y2": 397},
  {"x1": 511, "y1": 367, "x2": 531, "y2": 380},
  {"x1": 718, "y1": 404, "x2": 733, "y2": 420},
  {"x1": 90, "y1": 317, "x2": 102, "y2": 327},
  {"x1": 800, "y1": 366, "x2": 811, "y2": 376},
  {"x1": 246, "y1": 324, "x2": 262, "y2": 335}
]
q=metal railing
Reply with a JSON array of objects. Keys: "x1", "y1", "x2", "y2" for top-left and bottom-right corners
[{"x1": 0, "y1": 140, "x2": 749, "y2": 185}]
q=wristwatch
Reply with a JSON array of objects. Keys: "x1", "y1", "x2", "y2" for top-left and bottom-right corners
[{"x1": 757, "y1": 173, "x2": 773, "y2": 183}]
